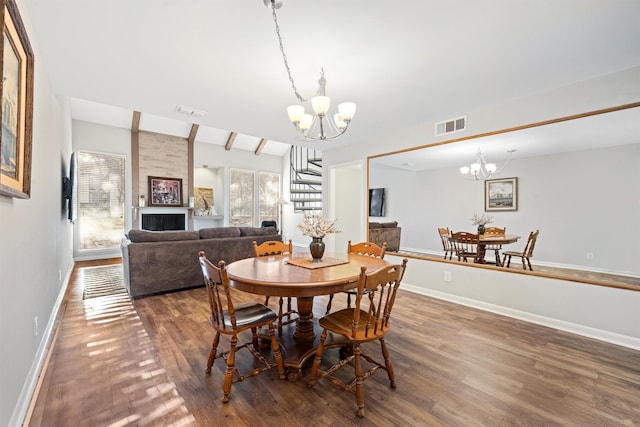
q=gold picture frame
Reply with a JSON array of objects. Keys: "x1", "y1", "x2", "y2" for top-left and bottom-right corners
[
  {"x1": 0, "y1": 0, "x2": 34, "y2": 198},
  {"x1": 194, "y1": 187, "x2": 214, "y2": 213}
]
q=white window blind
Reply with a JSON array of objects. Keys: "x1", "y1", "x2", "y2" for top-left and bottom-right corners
[{"x1": 77, "y1": 151, "x2": 126, "y2": 251}]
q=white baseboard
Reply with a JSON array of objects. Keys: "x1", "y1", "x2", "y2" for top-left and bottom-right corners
[
  {"x1": 10, "y1": 265, "x2": 73, "y2": 427},
  {"x1": 401, "y1": 282, "x2": 640, "y2": 351}
]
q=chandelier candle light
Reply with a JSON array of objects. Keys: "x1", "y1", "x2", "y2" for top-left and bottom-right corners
[
  {"x1": 460, "y1": 149, "x2": 515, "y2": 180},
  {"x1": 297, "y1": 213, "x2": 341, "y2": 261},
  {"x1": 266, "y1": 0, "x2": 356, "y2": 141}
]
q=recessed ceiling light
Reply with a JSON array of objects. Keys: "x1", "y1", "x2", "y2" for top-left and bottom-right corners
[{"x1": 176, "y1": 105, "x2": 208, "y2": 117}]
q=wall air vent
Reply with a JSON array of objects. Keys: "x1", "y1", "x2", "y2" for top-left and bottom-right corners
[{"x1": 435, "y1": 116, "x2": 466, "y2": 136}]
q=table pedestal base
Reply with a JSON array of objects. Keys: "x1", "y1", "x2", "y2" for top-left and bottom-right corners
[{"x1": 275, "y1": 319, "x2": 347, "y2": 381}]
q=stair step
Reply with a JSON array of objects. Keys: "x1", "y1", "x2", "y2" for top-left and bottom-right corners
[
  {"x1": 290, "y1": 197, "x2": 322, "y2": 203},
  {"x1": 292, "y1": 179, "x2": 321, "y2": 186},
  {"x1": 294, "y1": 168, "x2": 322, "y2": 176},
  {"x1": 294, "y1": 206, "x2": 323, "y2": 211},
  {"x1": 290, "y1": 188, "x2": 322, "y2": 194}
]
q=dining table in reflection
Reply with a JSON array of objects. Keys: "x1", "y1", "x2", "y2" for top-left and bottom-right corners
[
  {"x1": 225, "y1": 252, "x2": 389, "y2": 380},
  {"x1": 477, "y1": 233, "x2": 520, "y2": 264}
]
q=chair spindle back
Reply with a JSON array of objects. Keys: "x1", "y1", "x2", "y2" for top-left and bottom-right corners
[
  {"x1": 347, "y1": 241, "x2": 387, "y2": 259},
  {"x1": 199, "y1": 252, "x2": 236, "y2": 331},
  {"x1": 352, "y1": 259, "x2": 407, "y2": 339},
  {"x1": 253, "y1": 240, "x2": 293, "y2": 257}
]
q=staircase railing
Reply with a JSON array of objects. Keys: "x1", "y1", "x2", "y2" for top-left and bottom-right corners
[{"x1": 289, "y1": 146, "x2": 322, "y2": 212}]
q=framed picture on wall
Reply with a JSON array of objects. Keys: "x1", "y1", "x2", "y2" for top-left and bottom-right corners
[
  {"x1": 0, "y1": 0, "x2": 35, "y2": 198},
  {"x1": 194, "y1": 187, "x2": 214, "y2": 215},
  {"x1": 485, "y1": 177, "x2": 518, "y2": 211},
  {"x1": 148, "y1": 176, "x2": 183, "y2": 207}
]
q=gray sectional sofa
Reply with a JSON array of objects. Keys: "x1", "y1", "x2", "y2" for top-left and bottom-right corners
[
  {"x1": 368, "y1": 221, "x2": 402, "y2": 252},
  {"x1": 121, "y1": 226, "x2": 281, "y2": 298}
]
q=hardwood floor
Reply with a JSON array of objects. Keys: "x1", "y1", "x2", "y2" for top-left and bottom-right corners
[{"x1": 27, "y1": 259, "x2": 640, "y2": 426}]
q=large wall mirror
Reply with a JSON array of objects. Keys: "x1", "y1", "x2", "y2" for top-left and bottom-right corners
[{"x1": 368, "y1": 103, "x2": 640, "y2": 290}]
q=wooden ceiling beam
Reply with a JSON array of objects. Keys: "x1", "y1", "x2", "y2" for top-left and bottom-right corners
[
  {"x1": 131, "y1": 110, "x2": 141, "y2": 133},
  {"x1": 188, "y1": 123, "x2": 199, "y2": 144},
  {"x1": 224, "y1": 132, "x2": 237, "y2": 151},
  {"x1": 255, "y1": 138, "x2": 268, "y2": 156}
]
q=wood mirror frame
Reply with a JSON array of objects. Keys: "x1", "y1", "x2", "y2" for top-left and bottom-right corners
[{"x1": 367, "y1": 102, "x2": 640, "y2": 291}]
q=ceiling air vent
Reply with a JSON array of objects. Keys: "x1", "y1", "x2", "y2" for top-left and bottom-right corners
[{"x1": 435, "y1": 116, "x2": 466, "y2": 136}]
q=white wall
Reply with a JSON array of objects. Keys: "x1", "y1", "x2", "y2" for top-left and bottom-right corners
[
  {"x1": 326, "y1": 67, "x2": 640, "y2": 348},
  {"x1": 0, "y1": 1, "x2": 73, "y2": 425},
  {"x1": 392, "y1": 253, "x2": 640, "y2": 348},
  {"x1": 329, "y1": 161, "x2": 364, "y2": 253},
  {"x1": 374, "y1": 143, "x2": 640, "y2": 276},
  {"x1": 194, "y1": 141, "x2": 283, "y2": 228}
]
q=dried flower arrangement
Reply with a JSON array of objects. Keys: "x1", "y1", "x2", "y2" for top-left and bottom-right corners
[
  {"x1": 297, "y1": 213, "x2": 341, "y2": 238},
  {"x1": 471, "y1": 213, "x2": 493, "y2": 226}
]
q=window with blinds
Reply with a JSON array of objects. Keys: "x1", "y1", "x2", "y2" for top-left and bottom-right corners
[{"x1": 77, "y1": 151, "x2": 126, "y2": 251}]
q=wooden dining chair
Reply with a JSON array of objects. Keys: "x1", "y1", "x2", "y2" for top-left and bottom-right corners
[
  {"x1": 438, "y1": 227, "x2": 453, "y2": 260},
  {"x1": 325, "y1": 240, "x2": 387, "y2": 314},
  {"x1": 308, "y1": 259, "x2": 408, "y2": 418},
  {"x1": 483, "y1": 226, "x2": 506, "y2": 266},
  {"x1": 450, "y1": 231, "x2": 480, "y2": 263},
  {"x1": 253, "y1": 240, "x2": 297, "y2": 334},
  {"x1": 503, "y1": 230, "x2": 539, "y2": 271},
  {"x1": 198, "y1": 251, "x2": 285, "y2": 403}
]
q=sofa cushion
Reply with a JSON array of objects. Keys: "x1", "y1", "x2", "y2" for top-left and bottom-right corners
[
  {"x1": 199, "y1": 227, "x2": 241, "y2": 239},
  {"x1": 128, "y1": 229, "x2": 200, "y2": 243},
  {"x1": 381, "y1": 221, "x2": 398, "y2": 228},
  {"x1": 369, "y1": 222, "x2": 382, "y2": 229},
  {"x1": 239, "y1": 226, "x2": 277, "y2": 237}
]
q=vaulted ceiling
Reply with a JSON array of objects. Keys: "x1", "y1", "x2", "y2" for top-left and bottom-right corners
[{"x1": 24, "y1": 0, "x2": 640, "y2": 157}]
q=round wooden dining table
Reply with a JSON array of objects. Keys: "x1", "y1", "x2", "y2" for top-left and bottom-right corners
[
  {"x1": 478, "y1": 234, "x2": 520, "y2": 264},
  {"x1": 226, "y1": 252, "x2": 388, "y2": 379}
]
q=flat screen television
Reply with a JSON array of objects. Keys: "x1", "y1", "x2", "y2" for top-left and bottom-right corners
[
  {"x1": 63, "y1": 152, "x2": 78, "y2": 222},
  {"x1": 369, "y1": 188, "x2": 385, "y2": 217}
]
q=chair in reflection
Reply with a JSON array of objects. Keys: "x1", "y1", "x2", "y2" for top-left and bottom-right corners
[
  {"x1": 450, "y1": 231, "x2": 480, "y2": 263},
  {"x1": 325, "y1": 240, "x2": 387, "y2": 314},
  {"x1": 438, "y1": 227, "x2": 453, "y2": 260},
  {"x1": 198, "y1": 251, "x2": 285, "y2": 403},
  {"x1": 253, "y1": 240, "x2": 296, "y2": 334},
  {"x1": 503, "y1": 230, "x2": 540, "y2": 271},
  {"x1": 308, "y1": 259, "x2": 408, "y2": 418},
  {"x1": 483, "y1": 226, "x2": 506, "y2": 266}
]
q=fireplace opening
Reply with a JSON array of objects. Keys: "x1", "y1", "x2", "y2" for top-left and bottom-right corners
[{"x1": 142, "y1": 213, "x2": 186, "y2": 231}]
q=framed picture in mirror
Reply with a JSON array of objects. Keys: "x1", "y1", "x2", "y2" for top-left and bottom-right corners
[{"x1": 485, "y1": 177, "x2": 518, "y2": 211}]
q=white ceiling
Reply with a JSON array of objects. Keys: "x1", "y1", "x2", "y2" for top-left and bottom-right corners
[{"x1": 24, "y1": 0, "x2": 640, "y2": 157}]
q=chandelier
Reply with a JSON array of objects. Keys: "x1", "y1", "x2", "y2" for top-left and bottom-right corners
[
  {"x1": 265, "y1": 0, "x2": 356, "y2": 141},
  {"x1": 460, "y1": 149, "x2": 515, "y2": 180}
]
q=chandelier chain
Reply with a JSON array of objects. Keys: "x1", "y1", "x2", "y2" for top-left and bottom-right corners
[{"x1": 270, "y1": 3, "x2": 306, "y2": 103}]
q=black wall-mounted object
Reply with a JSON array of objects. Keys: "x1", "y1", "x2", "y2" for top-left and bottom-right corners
[
  {"x1": 369, "y1": 188, "x2": 385, "y2": 217},
  {"x1": 63, "y1": 152, "x2": 77, "y2": 222}
]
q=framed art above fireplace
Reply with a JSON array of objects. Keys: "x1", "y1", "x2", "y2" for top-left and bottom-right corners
[{"x1": 148, "y1": 176, "x2": 183, "y2": 207}]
